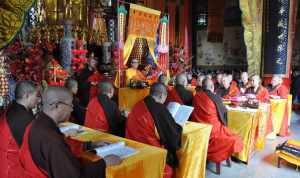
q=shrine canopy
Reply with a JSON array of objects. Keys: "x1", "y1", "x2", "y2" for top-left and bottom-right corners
[{"x1": 123, "y1": 4, "x2": 161, "y2": 65}]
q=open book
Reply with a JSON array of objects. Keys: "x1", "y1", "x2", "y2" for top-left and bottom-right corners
[
  {"x1": 91, "y1": 141, "x2": 138, "y2": 159},
  {"x1": 59, "y1": 124, "x2": 85, "y2": 137},
  {"x1": 167, "y1": 102, "x2": 194, "y2": 125}
]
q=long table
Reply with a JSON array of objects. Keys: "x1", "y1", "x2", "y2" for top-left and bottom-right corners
[
  {"x1": 63, "y1": 121, "x2": 212, "y2": 178},
  {"x1": 64, "y1": 123, "x2": 167, "y2": 178},
  {"x1": 176, "y1": 122, "x2": 212, "y2": 178},
  {"x1": 227, "y1": 107, "x2": 260, "y2": 163}
]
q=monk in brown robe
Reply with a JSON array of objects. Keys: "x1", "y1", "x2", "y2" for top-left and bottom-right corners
[{"x1": 20, "y1": 86, "x2": 121, "y2": 178}]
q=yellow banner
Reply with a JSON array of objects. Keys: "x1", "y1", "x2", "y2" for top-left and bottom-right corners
[
  {"x1": 128, "y1": 4, "x2": 160, "y2": 39},
  {"x1": 123, "y1": 4, "x2": 161, "y2": 65}
]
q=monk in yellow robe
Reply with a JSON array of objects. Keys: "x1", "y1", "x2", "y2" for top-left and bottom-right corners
[{"x1": 125, "y1": 59, "x2": 146, "y2": 86}]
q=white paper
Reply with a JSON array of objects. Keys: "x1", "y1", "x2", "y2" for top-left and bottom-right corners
[
  {"x1": 59, "y1": 124, "x2": 81, "y2": 133},
  {"x1": 94, "y1": 141, "x2": 138, "y2": 159},
  {"x1": 167, "y1": 102, "x2": 194, "y2": 125}
]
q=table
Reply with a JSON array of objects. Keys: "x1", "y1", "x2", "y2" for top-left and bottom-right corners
[
  {"x1": 64, "y1": 123, "x2": 167, "y2": 178},
  {"x1": 255, "y1": 103, "x2": 271, "y2": 150},
  {"x1": 227, "y1": 107, "x2": 259, "y2": 162},
  {"x1": 175, "y1": 122, "x2": 212, "y2": 178},
  {"x1": 118, "y1": 88, "x2": 149, "y2": 111},
  {"x1": 268, "y1": 99, "x2": 287, "y2": 137}
]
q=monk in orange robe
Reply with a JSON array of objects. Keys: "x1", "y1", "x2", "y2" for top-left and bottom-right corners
[
  {"x1": 192, "y1": 78, "x2": 243, "y2": 163},
  {"x1": 268, "y1": 75, "x2": 289, "y2": 136},
  {"x1": 125, "y1": 58, "x2": 146, "y2": 86},
  {"x1": 239, "y1": 72, "x2": 252, "y2": 94},
  {"x1": 246, "y1": 75, "x2": 270, "y2": 102},
  {"x1": 268, "y1": 75, "x2": 289, "y2": 99},
  {"x1": 126, "y1": 83, "x2": 182, "y2": 178},
  {"x1": 216, "y1": 75, "x2": 240, "y2": 99},
  {"x1": 85, "y1": 81, "x2": 125, "y2": 136},
  {"x1": 166, "y1": 73, "x2": 193, "y2": 105}
]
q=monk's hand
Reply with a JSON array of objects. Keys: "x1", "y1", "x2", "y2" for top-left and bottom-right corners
[{"x1": 103, "y1": 154, "x2": 122, "y2": 166}]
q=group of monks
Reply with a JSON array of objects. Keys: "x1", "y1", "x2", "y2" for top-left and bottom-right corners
[{"x1": 0, "y1": 54, "x2": 291, "y2": 178}]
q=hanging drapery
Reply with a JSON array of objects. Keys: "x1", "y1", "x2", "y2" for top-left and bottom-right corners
[
  {"x1": 240, "y1": 0, "x2": 263, "y2": 76},
  {"x1": 207, "y1": 0, "x2": 225, "y2": 42},
  {"x1": 114, "y1": 5, "x2": 127, "y2": 88},
  {"x1": 179, "y1": 0, "x2": 191, "y2": 64},
  {"x1": 168, "y1": 1, "x2": 176, "y2": 46},
  {"x1": 157, "y1": 16, "x2": 169, "y2": 74},
  {"x1": 0, "y1": 0, "x2": 35, "y2": 50},
  {"x1": 123, "y1": 4, "x2": 161, "y2": 65}
]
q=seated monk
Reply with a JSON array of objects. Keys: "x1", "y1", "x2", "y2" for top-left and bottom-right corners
[
  {"x1": 125, "y1": 58, "x2": 146, "y2": 86},
  {"x1": 158, "y1": 74, "x2": 172, "y2": 92},
  {"x1": 216, "y1": 75, "x2": 240, "y2": 99},
  {"x1": 126, "y1": 83, "x2": 182, "y2": 178},
  {"x1": 239, "y1": 72, "x2": 252, "y2": 94},
  {"x1": 85, "y1": 81, "x2": 125, "y2": 136},
  {"x1": 64, "y1": 78, "x2": 86, "y2": 125},
  {"x1": 214, "y1": 73, "x2": 224, "y2": 91},
  {"x1": 268, "y1": 74, "x2": 289, "y2": 99},
  {"x1": 195, "y1": 75, "x2": 205, "y2": 92},
  {"x1": 166, "y1": 73, "x2": 193, "y2": 105},
  {"x1": 19, "y1": 86, "x2": 121, "y2": 178},
  {"x1": 268, "y1": 75, "x2": 290, "y2": 136},
  {"x1": 0, "y1": 81, "x2": 40, "y2": 178},
  {"x1": 246, "y1": 75, "x2": 269, "y2": 102},
  {"x1": 191, "y1": 78, "x2": 243, "y2": 163},
  {"x1": 77, "y1": 54, "x2": 104, "y2": 107}
]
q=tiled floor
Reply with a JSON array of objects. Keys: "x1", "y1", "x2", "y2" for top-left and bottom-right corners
[{"x1": 206, "y1": 111, "x2": 300, "y2": 178}]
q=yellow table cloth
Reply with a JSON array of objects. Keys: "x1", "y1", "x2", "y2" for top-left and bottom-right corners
[
  {"x1": 269, "y1": 99, "x2": 287, "y2": 137},
  {"x1": 255, "y1": 103, "x2": 271, "y2": 150},
  {"x1": 118, "y1": 88, "x2": 150, "y2": 111},
  {"x1": 64, "y1": 123, "x2": 167, "y2": 178},
  {"x1": 227, "y1": 107, "x2": 259, "y2": 162},
  {"x1": 176, "y1": 122, "x2": 212, "y2": 178}
]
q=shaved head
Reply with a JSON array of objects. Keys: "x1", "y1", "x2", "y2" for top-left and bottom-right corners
[
  {"x1": 98, "y1": 81, "x2": 114, "y2": 98},
  {"x1": 15, "y1": 80, "x2": 37, "y2": 100},
  {"x1": 150, "y1": 83, "x2": 167, "y2": 104},
  {"x1": 202, "y1": 78, "x2": 214, "y2": 92},
  {"x1": 196, "y1": 75, "x2": 205, "y2": 87},
  {"x1": 176, "y1": 73, "x2": 188, "y2": 86},
  {"x1": 42, "y1": 86, "x2": 73, "y2": 123},
  {"x1": 271, "y1": 74, "x2": 283, "y2": 87},
  {"x1": 42, "y1": 86, "x2": 72, "y2": 108}
]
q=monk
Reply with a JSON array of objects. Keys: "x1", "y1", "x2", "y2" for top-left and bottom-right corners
[
  {"x1": 239, "y1": 72, "x2": 251, "y2": 94},
  {"x1": 77, "y1": 54, "x2": 104, "y2": 107},
  {"x1": 126, "y1": 83, "x2": 182, "y2": 178},
  {"x1": 192, "y1": 78, "x2": 243, "y2": 164},
  {"x1": 20, "y1": 86, "x2": 121, "y2": 178},
  {"x1": 268, "y1": 75, "x2": 290, "y2": 136},
  {"x1": 125, "y1": 58, "x2": 146, "y2": 86},
  {"x1": 166, "y1": 73, "x2": 193, "y2": 105},
  {"x1": 0, "y1": 81, "x2": 40, "y2": 178},
  {"x1": 85, "y1": 81, "x2": 125, "y2": 136},
  {"x1": 246, "y1": 75, "x2": 270, "y2": 102},
  {"x1": 268, "y1": 75, "x2": 289, "y2": 99},
  {"x1": 158, "y1": 74, "x2": 172, "y2": 92},
  {"x1": 214, "y1": 73, "x2": 223, "y2": 91},
  {"x1": 195, "y1": 75, "x2": 205, "y2": 92},
  {"x1": 65, "y1": 78, "x2": 86, "y2": 125},
  {"x1": 216, "y1": 75, "x2": 240, "y2": 99}
]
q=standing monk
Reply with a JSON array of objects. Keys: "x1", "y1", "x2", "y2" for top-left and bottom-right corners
[
  {"x1": 192, "y1": 78, "x2": 243, "y2": 163},
  {"x1": 126, "y1": 83, "x2": 182, "y2": 178},
  {"x1": 0, "y1": 81, "x2": 40, "y2": 178},
  {"x1": 85, "y1": 81, "x2": 125, "y2": 136},
  {"x1": 77, "y1": 54, "x2": 104, "y2": 107},
  {"x1": 166, "y1": 73, "x2": 193, "y2": 105},
  {"x1": 20, "y1": 86, "x2": 121, "y2": 178}
]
